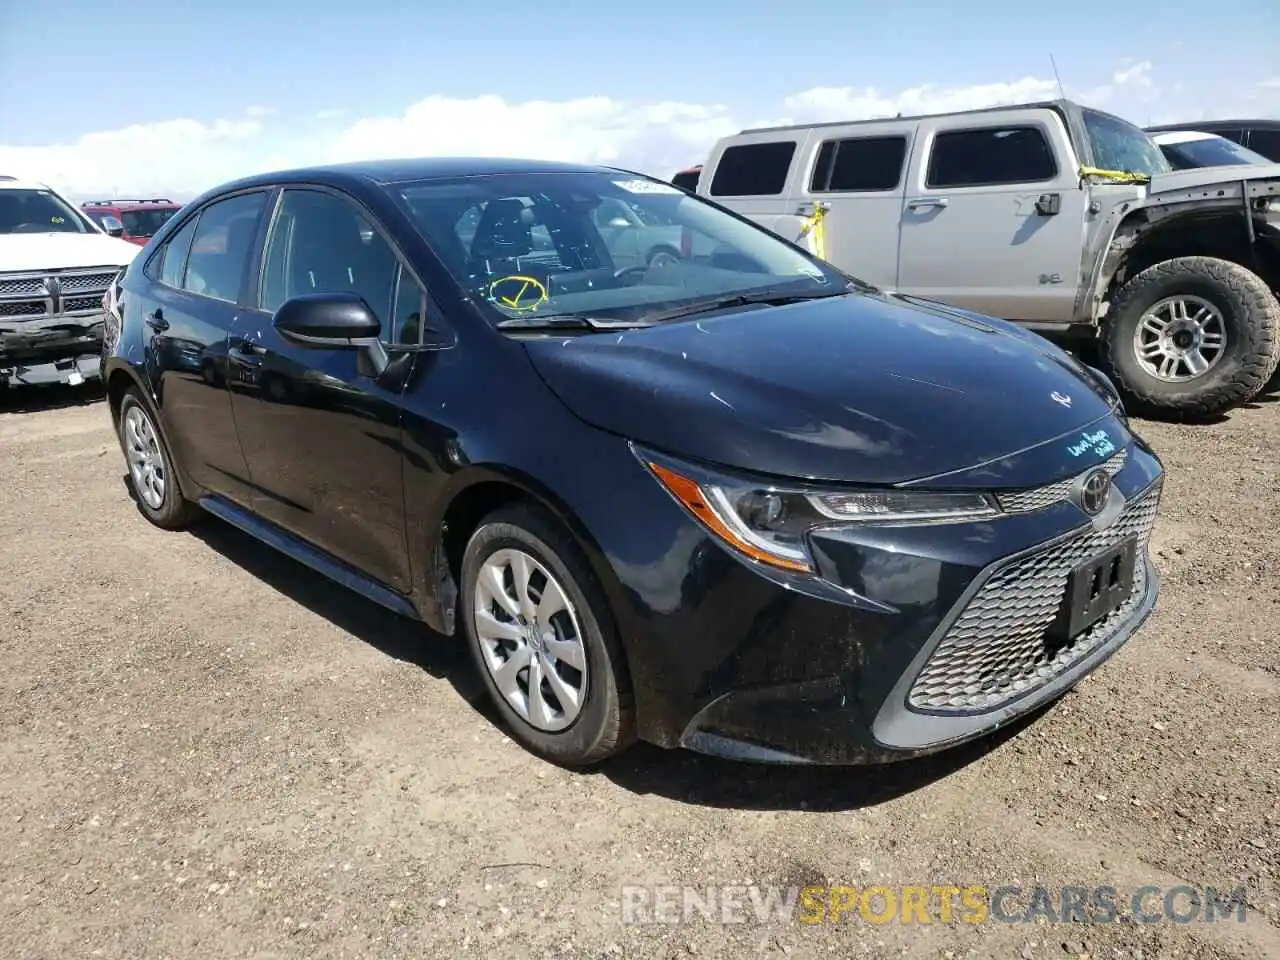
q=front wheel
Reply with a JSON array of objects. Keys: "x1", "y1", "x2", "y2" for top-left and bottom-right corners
[
  {"x1": 460, "y1": 503, "x2": 635, "y2": 766},
  {"x1": 1101, "y1": 256, "x2": 1280, "y2": 420}
]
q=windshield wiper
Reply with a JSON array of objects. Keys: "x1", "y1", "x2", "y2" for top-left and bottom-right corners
[
  {"x1": 641, "y1": 286, "x2": 853, "y2": 325},
  {"x1": 494, "y1": 315, "x2": 652, "y2": 332}
]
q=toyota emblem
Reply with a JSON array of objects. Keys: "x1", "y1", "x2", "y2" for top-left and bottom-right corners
[{"x1": 1077, "y1": 468, "x2": 1111, "y2": 516}]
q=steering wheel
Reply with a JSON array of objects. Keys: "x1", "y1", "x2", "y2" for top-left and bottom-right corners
[{"x1": 612, "y1": 264, "x2": 649, "y2": 281}]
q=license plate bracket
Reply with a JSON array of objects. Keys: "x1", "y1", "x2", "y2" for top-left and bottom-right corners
[{"x1": 1050, "y1": 536, "x2": 1138, "y2": 643}]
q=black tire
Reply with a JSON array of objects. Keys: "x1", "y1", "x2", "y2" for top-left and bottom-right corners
[
  {"x1": 646, "y1": 245, "x2": 682, "y2": 267},
  {"x1": 460, "y1": 502, "x2": 635, "y2": 766},
  {"x1": 1100, "y1": 256, "x2": 1280, "y2": 420},
  {"x1": 117, "y1": 388, "x2": 201, "y2": 529}
]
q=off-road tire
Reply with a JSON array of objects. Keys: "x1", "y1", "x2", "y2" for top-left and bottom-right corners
[
  {"x1": 1101, "y1": 256, "x2": 1280, "y2": 420},
  {"x1": 460, "y1": 502, "x2": 636, "y2": 766},
  {"x1": 118, "y1": 388, "x2": 202, "y2": 530}
]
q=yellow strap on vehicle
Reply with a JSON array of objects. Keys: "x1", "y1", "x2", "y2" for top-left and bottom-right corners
[
  {"x1": 797, "y1": 204, "x2": 829, "y2": 261},
  {"x1": 1079, "y1": 165, "x2": 1150, "y2": 185}
]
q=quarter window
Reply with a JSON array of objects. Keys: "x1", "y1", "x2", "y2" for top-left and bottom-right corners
[
  {"x1": 158, "y1": 215, "x2": 199, "y2": 289},
  {"x1": 260, "y1": 189, "x2": 401, "y2": 340},
  {"x1": 926, "y1": 126, "x2": 1057, "y2": 188},
  {"x1": 1246, "y1": 129, "x2": 1280, "y2": 162},
  {"x1": 710, "y1": 141, "x2": 798, "y2": 196},
  {"x1": 811, "y1": 136, "x2": 908, "y2": 192},
  {"x1": 182, "y1": 192, "x2": 267, "y2": 302}
]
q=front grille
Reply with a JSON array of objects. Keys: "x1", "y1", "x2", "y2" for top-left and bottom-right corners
[
  {"x1": 996, "y1": 449, "x2": 1128, "y2": 514},
  {"x1": 0, "y1": 276, "x2": 43, "y2": 297},
  {"x1": 0, "y1": 301, "x2": 45, "y2": 318},
  {"x1": 0, "y1": 267, "x2": 116, "y2": 323},
  {"x1": 907, "y1": 481, "x2": 1161, "y2": 713},
  {"x1": 58, "y1": 271, "x2": 118, "y2": 294},
  {"x1": 63, "y1": 295, "x2": 103, "y2": 313}
]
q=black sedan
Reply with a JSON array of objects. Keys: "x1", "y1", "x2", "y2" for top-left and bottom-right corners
[{"x1": 101, "y1": 157, "x2": 1164, "y2": 766}]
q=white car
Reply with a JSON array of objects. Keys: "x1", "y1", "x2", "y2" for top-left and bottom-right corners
[
  {"x1": 0, "y1": 175, "x2": 140, "y2": 388},
  {"x1": 1148, "y1": 130, "x2": 1273, "y2": 170}
]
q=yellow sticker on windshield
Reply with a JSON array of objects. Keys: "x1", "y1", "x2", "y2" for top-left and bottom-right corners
[
  {"x1": 51, "y1": 216, "x2": 65, "y2": 223},
  {"x1": 488, "y1": 275, "x2": 548, "y2": 312}
]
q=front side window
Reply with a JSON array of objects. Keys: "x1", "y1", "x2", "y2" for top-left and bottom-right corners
[
  {"x1": 1081, "y1": 109, "x2": 1171, "y2": 177},
  {"x1": 260, "y1": 189, "x2": 400, "y2": 336},
  {"x1": 927, "y1": 126, "x2": 1058, "y2": 188},
  {"x1": 0, "y1": 188, "x2": 95, "y2": 235},
  {"x1": 395, "y1": 171, "x2": 847, "y2": 328},
  {"x1": 1245, "y1": 129, "x2": 1280, "y2": 162},
  {"x1": 183, "y1": 192, "x2": 266, "y2": 302}
]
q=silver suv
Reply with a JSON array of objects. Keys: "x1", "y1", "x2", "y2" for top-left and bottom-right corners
[{"x1": 695, "y1": 100, "x2": 1280, "y2": 419}]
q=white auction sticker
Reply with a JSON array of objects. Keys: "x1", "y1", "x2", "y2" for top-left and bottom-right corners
[{"x1": 612, "y1": 179, "x2": 682, "y2": 195}]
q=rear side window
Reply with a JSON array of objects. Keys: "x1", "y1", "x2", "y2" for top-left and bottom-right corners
[
  {"x1": 811, "y1": 136, "x2": 908, "y2": 192},
  {"x1": 183, "y1": 192, "x2": 267, "y2": 302},
  {"x1": 710, "y1": 141, "x2": 797, "y2": 196},
  {"x1": 926, "y1": 126, "x2": 1057, "y2": 188},
  {"x1": 158, "y1": 216, "x2": 198, "y2": 288}
]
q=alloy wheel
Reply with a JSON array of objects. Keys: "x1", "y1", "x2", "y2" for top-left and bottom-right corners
[{"x1": 1133, "y1": 295, "x2": 1227, "y2": 381}]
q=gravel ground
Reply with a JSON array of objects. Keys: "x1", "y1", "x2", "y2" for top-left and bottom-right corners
[{"x1": 1, "y1": 380, "x2": 1277, "y2": 960}]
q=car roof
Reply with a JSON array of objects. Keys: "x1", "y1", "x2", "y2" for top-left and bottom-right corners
[
  {"x1": 735, "y1": 97, "x2": 1105, "y2": 136},
  {"x1": 0, "y1": 175, "x2": 57, "y2": 191},
  {"x1": 1150, "y1": 130, "x2": 1224, "y2": 144},
  {"x1": 212, "y1": 156, "x2": 624, "y2": 194},
  {"x1": 1146, "y1": 119, "x2": 1280, "y2": 133}
]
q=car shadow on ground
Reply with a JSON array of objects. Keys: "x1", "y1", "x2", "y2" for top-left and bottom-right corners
[
  {"x1": 0, "y1": 380, "x2": 106, "y2": 414},
  {"x1": 136, "y1": 492, "x2": 1045, "y2": 812},
  {"x1": 591, "y1": 708, "x2": 1045, "y2": 812}
]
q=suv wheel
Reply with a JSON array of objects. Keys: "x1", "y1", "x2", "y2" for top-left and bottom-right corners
[
  {"x1": 118, "y1": 388, "x2": 201, "y2": 529},
  {"x1": 1101, "y1": 256, "x2": 1280, "y2": 419},
  {"x1": 460, "y1": 503, "x2": 635, "y2": 766}
]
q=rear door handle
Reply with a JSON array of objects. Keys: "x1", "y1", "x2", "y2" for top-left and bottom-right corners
[
  {"x1": 145, "y1": 309, "x2": 169, "y2": 332},
  {"x1": 906, "y1": 197, "x2": 949, "y2": 210}
]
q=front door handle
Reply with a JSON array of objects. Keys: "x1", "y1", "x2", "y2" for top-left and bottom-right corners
[
  {"x1": 145, "y1": 309, "x2": 169, "y2": 332},
  {"x1": 906, "y1": 197, "x2": 949, "y2": 210},
  {"x1": 1035, "y1": 193, "x2": 1062, "y2": 216}
]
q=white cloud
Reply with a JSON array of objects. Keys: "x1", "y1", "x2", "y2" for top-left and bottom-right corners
[{"x1": 3, "y1": 61, "x2": 1275, "y2": 200}]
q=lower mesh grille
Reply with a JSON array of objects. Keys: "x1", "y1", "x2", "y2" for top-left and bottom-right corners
[{"x1": 907, "y1": 482, "x2": 1161, "y2": 712}]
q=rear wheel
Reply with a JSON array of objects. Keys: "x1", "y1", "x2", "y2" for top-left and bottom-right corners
[
  {"x1": 1101, "y1": 256, "x2": 1280, "y2": 419},
  {"x1": 118, "y1": 388, "x2": 201, "y2": 529},
  {"x1": 460, "y1": 503, "x2": 635, "y2": 766}
]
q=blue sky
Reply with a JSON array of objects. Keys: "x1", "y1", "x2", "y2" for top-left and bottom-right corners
[{"x1": 2, "y1": 0, "x2": 1277, "y2": 196}]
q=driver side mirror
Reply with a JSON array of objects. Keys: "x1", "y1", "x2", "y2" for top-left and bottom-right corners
[
  {"x1": 273, "y1": 292, "x2": 391, "y2": 375},
  {"x1": 102, "y1": 215, "x2": 124, "y2": 238},
  {"x1": 606, "y1": 217, "x2": 632, "y2": 229}
]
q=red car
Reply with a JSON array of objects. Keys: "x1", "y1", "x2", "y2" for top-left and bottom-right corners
[{"x1": 81, "y1": 198, "x2": 182, "y2": 245}]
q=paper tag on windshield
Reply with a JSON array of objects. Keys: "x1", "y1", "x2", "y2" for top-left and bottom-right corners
[{"x1": 613, "y1": 179, "x2": 681, "y2": 195}]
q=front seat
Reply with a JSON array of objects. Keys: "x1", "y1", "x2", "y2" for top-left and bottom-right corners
[{"x1": 466, "y1": 198, "x2": 543, "y2": 281}]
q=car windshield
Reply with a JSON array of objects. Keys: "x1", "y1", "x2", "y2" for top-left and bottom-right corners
[
  {"x1": 121, "y1": 207, "x2": 178, "y2": 237},
  {"x1": 394, "y1": 171, "x2": 851, "y2": 327},
  {"x1": 1157, "y1": 135, "x2": 1272, "y2": 170},
  {"x1": 1081, "y1": 108, "x2": 1172, "y2": 177},
  {"x1": 0, "y1": 188, "x2": 95, "y2": 235}
]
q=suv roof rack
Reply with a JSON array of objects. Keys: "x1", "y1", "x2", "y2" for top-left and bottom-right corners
[{"x1": 0, "y1": 175, "x2": 17, "y2": 182}]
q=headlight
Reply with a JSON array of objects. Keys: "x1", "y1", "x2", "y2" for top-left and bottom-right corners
[{"x1": 636, "y1": 447, "x2": 999, "y2": 574}]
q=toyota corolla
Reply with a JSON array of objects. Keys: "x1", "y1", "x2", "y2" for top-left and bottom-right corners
[{"x1": 102, "y1": 158, "x2": 1163, "y2": 766}]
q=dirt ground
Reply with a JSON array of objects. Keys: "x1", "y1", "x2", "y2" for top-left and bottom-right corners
[{"x1": 1, "y1": 380, "x2": 1277, "y2": 960}]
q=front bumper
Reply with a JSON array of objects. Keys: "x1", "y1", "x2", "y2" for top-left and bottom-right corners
[
  {"x1": 0, "y1": 314, "x2": 105, "y2": 386},
  {"x1": 610, "y1": 438, "x2": 1164, "y2": 765}
]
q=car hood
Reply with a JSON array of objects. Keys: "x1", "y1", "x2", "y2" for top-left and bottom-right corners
[
  {"x1": 0, "y1": 231, "x2": 140, "y2": 272},
  {"x1": 1146, "y1": 163, "x2": 1280, "y2": 196},
  {"x1": 522, "y1": 291, "x2": 1122, "y2": 486}
]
